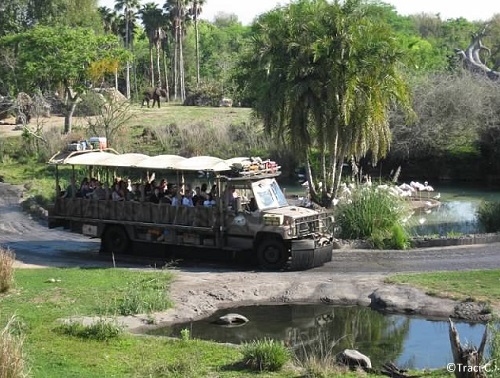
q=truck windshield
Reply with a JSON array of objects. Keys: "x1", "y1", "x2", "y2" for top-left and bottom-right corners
[{"x1": 251, "y1": 179, "x2": 289, "y2": 210}]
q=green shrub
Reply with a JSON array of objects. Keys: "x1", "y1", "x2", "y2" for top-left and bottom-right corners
[
  {"x1": 370, "y1": 223, "x2": 411, "y2": 250},
  {"x1": 0, "y1": 248, "x2": 15, "y2": 293},
  {"x1": 477, "y1": 201, "x2": 500, "y2": 233},
  {"x1": 335, "y1": 186, "x2": 411, "y2": 249},
  {"x1": 241, "y1": 338, "x2": 290, "y2": 372},
  {"x1": 0, "y1": 316, "x2": 27, "y2": 378},
  {"x1": 56, "y1": 318, "x2": 123, "y2": 341}
]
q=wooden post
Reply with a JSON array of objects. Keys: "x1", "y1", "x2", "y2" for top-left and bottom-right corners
[{"x1": 448, "y1": 319, "x2": 488, "y2": 378}]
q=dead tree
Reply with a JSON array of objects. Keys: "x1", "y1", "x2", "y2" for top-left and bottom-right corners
[
  {"x1": 455, "y1": 26, "x2": 500, "y2": 80},
  {"x1": 448, "y1": 319, "x2": 488, "y2": 378}
]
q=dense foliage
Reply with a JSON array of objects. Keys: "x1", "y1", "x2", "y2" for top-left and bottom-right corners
[{"x1": 2, "y1": 0, "x2": 500, "y2": 183}]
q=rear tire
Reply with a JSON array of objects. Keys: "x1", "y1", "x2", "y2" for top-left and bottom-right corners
[
  {"x1": 102, "y1": 225, "x2": 130, "y2": 254},
  {"x1": 257, "y1": 238, "x2": 289, "y2": 270}
]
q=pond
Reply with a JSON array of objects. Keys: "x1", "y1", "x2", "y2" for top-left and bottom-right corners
[
  {"x1": 280, "y1": 180, "x2": 500, "y2": 236},
  {"x1": 407, "y1": 183, "x2": 500, "y2": 236},
  {"x1": 148, "y1": 304, "x2": 487, "y2": 370}
]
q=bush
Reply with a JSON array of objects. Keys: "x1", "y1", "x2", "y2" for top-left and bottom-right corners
[
  {"x1": 56, "y1": 318, "x2": 123, "y2": 341},
  {"x1": 241, "y1": 338, "x2": 290, "y2": 372},
  {"x1": 335, "y1": 186, "x2": 411, "y2": 249},
  {"x1": 0, "y1": 248, "x2": 15, "y2": 293},
  {"x1": 0, "y1": 316, "x2": 27, "y2": 378},
  {"x1": 477, "y1": 201, "x2": 500, "y2": 233}
]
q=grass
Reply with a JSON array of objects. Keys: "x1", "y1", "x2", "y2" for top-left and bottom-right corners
[{"x1": 386, "y1": 269, "x2": 500, "y2": 305}]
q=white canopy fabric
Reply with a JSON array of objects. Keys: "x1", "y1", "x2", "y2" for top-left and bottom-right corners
[
  {"x1": 51, "y1": 151, "x2": 242, "y2": 173},
  {"x1": 98, "y1": 153, "x2": 149, "y2": 167},
  {"x1": 134, "y1": 155, "x2": 187, "y2": 169}
]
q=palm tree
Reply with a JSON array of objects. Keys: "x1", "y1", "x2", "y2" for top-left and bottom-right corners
[
  {"x1": 247, "y1": 0, "x2": 414, "y2": 206},
  {"x1": 98, "y1": 7, "x2": 120, "y2": 35},
  {"x1": 140, "y1": 3, "x2": 167, "y2": 87},
  {"x1": 164, "y1": 0, "x2": 189, "y2": 101},
  {"x1": 188, "y1": 0, "x2": 205, "y2": 86},
  {"x1": 114, "y1": 0, "x2": 140, "y2": 99}
]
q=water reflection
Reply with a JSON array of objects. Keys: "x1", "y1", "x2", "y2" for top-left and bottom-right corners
[{"x1": 148, "y1": 304, "x2": 486, "y2": 369}]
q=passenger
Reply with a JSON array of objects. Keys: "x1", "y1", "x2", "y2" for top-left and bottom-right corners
[
  {"x1": 149, "y1": 187, "x2": 161, "y2": 204},
  {"x1": 90, "y1": 181, "x2": 107, "y2": 200},
  {"x1": 224, "y1": 185, "x2": 238, "y2": 209},
  {"x1": 203, "y1": 193, "x2": 216, "y2": 207},
  {"x1": 127, "y1": 183, "x2": 141, "y2": 201},
  {"x1": 61, "y1": 178, "x2": 76, "y2": 198},
  {"x1": 182, "y1": 190, "x2": 194, "y2": 207},
  {"x1": 248, "y1": 197, "x2": 258, "y2": 212},
  {"x1": 200, "y1": 183, "x2": 209, "y2": 200},
  {"x1": 111, "y1": 183, "x2": 125, "y2": 201}
]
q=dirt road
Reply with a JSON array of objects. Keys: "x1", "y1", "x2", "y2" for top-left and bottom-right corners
[{"x1": 1, "y1": 182, "x2": 499, "y2": 329}]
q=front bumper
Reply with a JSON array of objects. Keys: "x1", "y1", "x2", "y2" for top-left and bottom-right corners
[{"x1": 290, "y1": 239, "x2": 333, "y2": 270}]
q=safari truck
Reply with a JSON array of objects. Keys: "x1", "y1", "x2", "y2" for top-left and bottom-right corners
[{"x1": 47, "y1": 151, "x2": 334, "y2": 270}]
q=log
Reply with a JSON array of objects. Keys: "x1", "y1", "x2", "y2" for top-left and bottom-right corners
[{"x1": 448, "y1": 318, "x2": 488, "y2": 378}]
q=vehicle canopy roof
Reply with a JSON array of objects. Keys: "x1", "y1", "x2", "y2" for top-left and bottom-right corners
[{"x1": 48, "y1": 150, "x2": 280, "y2": 177}]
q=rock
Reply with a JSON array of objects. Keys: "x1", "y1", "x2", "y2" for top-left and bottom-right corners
[
  {"x1": 453, "y1": 300, "x2": 492, "y2": 322},
  {"x1": 336, "y1": 349, "x2": 372, "y2": 370},
  {"x1": 369, "y1": 286, "x2": 457, "y2": 318},
  {"x1": 213, "y1": 313, "x2": 249, "y2": 326}
]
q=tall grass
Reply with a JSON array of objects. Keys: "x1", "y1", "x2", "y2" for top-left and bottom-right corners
[
  {"x1": 335, "y1": 186, "x2": 411, "y2": 249},
  {"x1": 293, "y1": 330, "x2": 346, "y2": 378},
  {"x1": 97, "y1": 275, "x2": 172, "y2": 316},
  {"x1": 241, "y1": 338, "x2": 290, "y2": 372},
  {"x1": 477, "y1": 201, "x2": 500, "y2": 233},
  {"x1": 0, "y1": 316, "x2": 27, "y2": 378},
  {"x1": 0, "y1": 248, "x2": 15, "y2": 293},
  {"x1": 56, "y1": 319, "x2": 123, "y2": 341}
]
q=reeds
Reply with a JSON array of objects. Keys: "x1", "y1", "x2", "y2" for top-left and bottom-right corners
[
  {"x1": 0, "y1": 316, "x2": 27, "y2": 378},
  {"x1": 0, "y1": 248, "x2": 15, "y2": 294}
]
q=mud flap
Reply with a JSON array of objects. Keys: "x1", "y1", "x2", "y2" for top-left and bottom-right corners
[{"x1": 290, "y1": 239, "x2": 332, "y2": 270}]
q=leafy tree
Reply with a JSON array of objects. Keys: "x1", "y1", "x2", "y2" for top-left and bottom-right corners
[
  {"x1": 243, "y1": 0, "x2": 413, "y2": 206},
  {"x1": 0, "y1": 26, "x2": 128, "y2": 133}
]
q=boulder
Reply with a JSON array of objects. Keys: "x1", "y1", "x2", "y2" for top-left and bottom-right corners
[
  {"x1": 213, "y1": 313, "x2": 249, "y2": 326},
  {"x1": 336, "y1": 349, "x2": 372, "y2": 370}
]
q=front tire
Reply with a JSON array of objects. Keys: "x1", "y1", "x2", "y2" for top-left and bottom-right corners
[
  {"x1": 102, "y1": 225, "x2": 130, "y2": 254},
  {"x1": 257, "y1": 238, "x2": 289, "y2": 270}
]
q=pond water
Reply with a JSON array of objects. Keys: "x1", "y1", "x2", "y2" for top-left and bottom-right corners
[
  {"x1": 148, "y1": 304, "x2": 487, "y2": 369},
  {"x1": 407, "y1": 183, "x2": 500, "y2": 236},
  {"x1": 280, "y1": 180, "x2": 500, "y2": 236}
]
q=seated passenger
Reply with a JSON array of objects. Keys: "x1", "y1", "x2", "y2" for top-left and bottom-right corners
[
  {"x1": 90, "y1": 181, "x2": 107, "y2": 200},
  {"x1": 182, "y1": 190, "x2": 194, "y2": 207},
  {"x1": 112, "y1": 183, "x2": 125, "y2": 201},
  {"x1": 203, "y1": 193, "x2": 216, "y2": 207},
  {"x1": 149, "y1": 187, "x2": 161, "y2": 204}
]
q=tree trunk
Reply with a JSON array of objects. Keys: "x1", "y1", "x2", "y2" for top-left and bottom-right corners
[
  {"x1": 194, "y1": 14, "x2": 200, "y2": 86},
  {"x1": 149, "y1": 42, "x2": 155, "y2": 87},
  {"x1": 163, "y1": 49, "x2": 170, "y2": 102},
  {"x1": 63, "y1": 86, "x2": 78, "y2": 134},
  {"x1": 448, "y1": 319, "x2": 488, "y2": 378}
]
